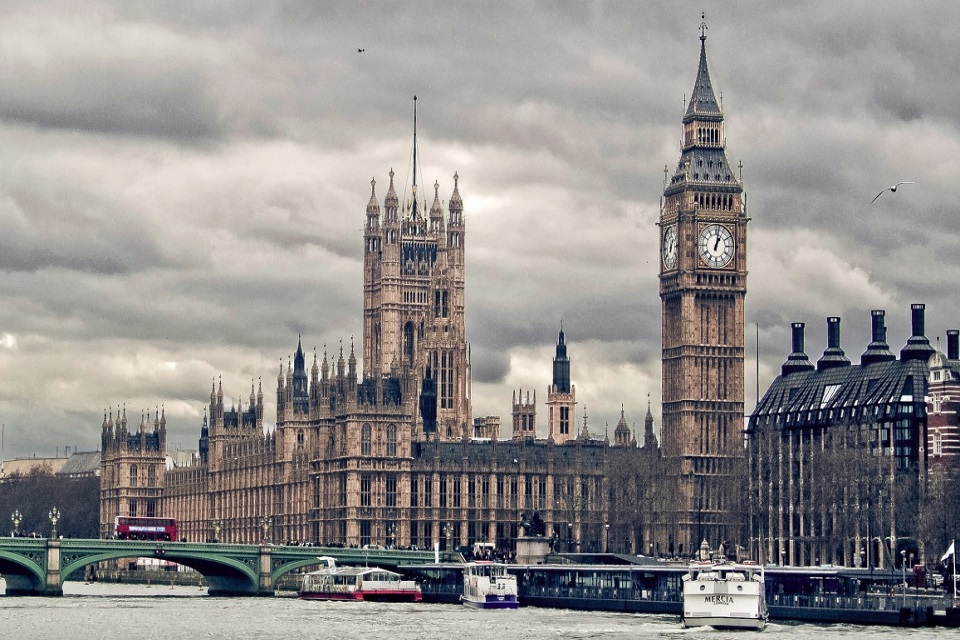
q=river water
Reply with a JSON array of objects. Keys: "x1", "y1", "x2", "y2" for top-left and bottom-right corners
[{"x1": 0, "y1": 580, "x2": 954, "y2": 640}]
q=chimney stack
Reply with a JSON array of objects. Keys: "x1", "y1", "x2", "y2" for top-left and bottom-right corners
[
  {"x1": 817, "y1": 316, "x2": 851, "y2": 371},
  {"x1": 782, "y1": 322, "x2": 815, "y2": 376}
]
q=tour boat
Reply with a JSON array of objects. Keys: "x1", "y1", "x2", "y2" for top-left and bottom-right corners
[
  {"x1": 299, "y1": 557, "x2": 422, "y2": 602},
  {"x1": 681, "y1": 560, "x2": 768, "y2": 630},
  {"x1": 461, "y1": 561, "x2": 518, "y2": 609}
]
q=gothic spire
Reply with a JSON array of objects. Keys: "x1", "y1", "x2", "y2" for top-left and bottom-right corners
[
  {"x1": 367, "y1": 177, "x2": 380, "y2": 214},
  {"x1": 684, "y1": 13, "x2": 721, "y2": 121}
]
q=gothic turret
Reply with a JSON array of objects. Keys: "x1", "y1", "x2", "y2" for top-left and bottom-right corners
[{"x1": 614, "y1": 405, "x2": 631, "y2": 447}]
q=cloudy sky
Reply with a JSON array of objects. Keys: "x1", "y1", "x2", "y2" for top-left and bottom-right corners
[{"x1": 1, "y1": 1, "x2": 957, "y2": 459}]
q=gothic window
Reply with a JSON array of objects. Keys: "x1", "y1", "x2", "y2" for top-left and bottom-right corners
[
  {"x1": 439, "y1": 474, "x2": 448, "y2": 508},
  {"x1": 147, "y1": 466, "x2": 156, "y2": 488},
  {"x1": 146, "y1": 500, "x2": 156, "y2": 518},
  {"x1": 386, "y1": 423, "x2": 397, "y2": 457},
  {"x1": 297, "y1": 429, "x2": 305, "y2": 450},
  {"x1": 361, "y1": 424, "x2": 372, "y2": 456},
  {"x1": 404, "y1": 322, "x2": 415, "y2": 366},
  {"x1": 129, "y1": 499, "x2": 138, "y2": 517},
  {"x1": 411, "y1": 476, "x2": 419, "y2": 507},
  {"x1": 442, "y1": 291, "x2": 449, "y2": 318},
  {"x1": 560, "y1": 406, "x2": 570, "y2": 435},
  {"x1": 386, "y1": 476, "x2": 397, "y2": 507},
  {"x1": 130, "y1": 465, "x2": 138, "y2": 488},
  {"x1": 935, "y1": 430, "x2": 943, "y2": 455},
  {"x1": 360, "y1": 475, "x2": 372, "y2": 506}
]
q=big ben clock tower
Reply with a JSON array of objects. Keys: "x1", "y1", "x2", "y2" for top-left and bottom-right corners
[{"x1": 659, "y1": 17, "x2": 747, "y2": 552}]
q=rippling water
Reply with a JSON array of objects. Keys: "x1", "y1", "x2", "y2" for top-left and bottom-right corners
[{"x1": 0, "y1": 580, "x2": 953, "y2": 640}]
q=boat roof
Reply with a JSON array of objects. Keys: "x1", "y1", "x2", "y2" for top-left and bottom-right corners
[{"x1": 305, "y1": 566, "x2": 402, "y2": 577}]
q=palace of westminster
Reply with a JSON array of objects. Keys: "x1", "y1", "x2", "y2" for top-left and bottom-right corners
[{"x1": 99, "y1": 27, "x2": 959, "y2": 567}]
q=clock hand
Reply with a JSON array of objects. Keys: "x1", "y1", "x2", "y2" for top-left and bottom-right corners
[{"x1": 713, "y1": 236, "x2": 720, "y2": 251}]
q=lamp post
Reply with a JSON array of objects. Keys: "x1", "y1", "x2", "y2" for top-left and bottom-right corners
[
  {"x1": 901, "y1": 549, "x2": 907, "y2": 607},
  {"x1": 48, "y1": 507, "x2": 60, "y2": 539},
  {"x1": 444, "y1": 522, "x2": 452, "y2": 553},
  {"x1": 260, "y1": 515, "x2": 273, "y2": 544},
  {"x1": 211, "y1": 518, "x2": 223, "y2": 543},
  {"x1": 389, "y1": 523, "x2": 397, "y2": 548},
  {"x1": 11, "y1": 509, "x2": 22, "y2": 536},
  {"x1": 604, "y1": 523, "x2": 610, "y2": 553},
  {"x1": 567, "y1": 522, "x2": 573, "y2": 553}
]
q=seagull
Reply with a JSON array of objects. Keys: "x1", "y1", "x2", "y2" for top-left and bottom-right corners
[
  {"x1": 871, "y1": 181, "x2": 917, "y2": 203},
  {"x1": 357, "y1": 48, "x2": 365, "y2": 53}
]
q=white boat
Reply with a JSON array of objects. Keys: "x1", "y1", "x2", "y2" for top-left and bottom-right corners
[
  {"x1": 682, "y1": 560, "x2": 768, "y2": 630},
  {"x1": 461, "y1": 561, "x2": 518, "y2": 609},
  {"x1": 299, "y1": 557, "x2": 422, "y2": 602}
]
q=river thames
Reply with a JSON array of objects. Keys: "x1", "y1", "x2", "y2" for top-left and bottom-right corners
[{"x1": 0, "y1": 581, "x2": 955, "y2": 640}]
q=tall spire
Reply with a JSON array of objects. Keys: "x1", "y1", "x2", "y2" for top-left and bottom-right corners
[
  {"x1": 411, "y1": 95, "x2": 419, "y2": 220},
  {"x1": 685, "y1": 13, "x2": 721, "y2": 120}
]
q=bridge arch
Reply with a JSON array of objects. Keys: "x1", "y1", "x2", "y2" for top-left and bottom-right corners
[
  {"x1": 57, "y1": 541, "x2": 264, "y2": 596},
  {"x1": 0, "y1": 544, "x2": 47, "y2": 595}
]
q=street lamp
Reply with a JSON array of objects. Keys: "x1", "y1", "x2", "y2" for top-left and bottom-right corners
[
  {"x1": 11, "y1": 509, "x2": 22, "y2": 536},
  {"x1": 48, "y1": 507, "x2": 61, "y2": 539},
  {"x1": 389, "y1": 523, "x2": 397, "y2": 548},
  {"x1": 604, "y1": 523, "x2": 610, "y2": 553},
  {"x1": 260, "y1": 515, "x2": 273, "y2": 544},
  {"x1": 901, "y1": 550, "x2": 907, "y2": 607},
  {"x1": 444, "y1": 522, "x2": 453, "y2": 552},
  {"x1": 211, "y1": 518, "x2": 223, "y2": 543}
]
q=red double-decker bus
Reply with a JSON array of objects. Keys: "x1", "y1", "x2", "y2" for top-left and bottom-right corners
[{"x1": 115, "y1": 516, "x2": 178, "y2": 541}]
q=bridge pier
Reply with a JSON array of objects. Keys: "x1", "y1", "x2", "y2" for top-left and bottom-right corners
[
  {"x1": 37, "y1": 539, "x2": 64, "y2": 596},
  {"x1": 258, "y1": 545, "x2": 273, "y2": 596}
]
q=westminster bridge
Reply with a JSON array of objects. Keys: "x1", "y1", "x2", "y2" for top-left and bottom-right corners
[{"x1": 0, "y1": 538, "x2": 438, "y2": 596}]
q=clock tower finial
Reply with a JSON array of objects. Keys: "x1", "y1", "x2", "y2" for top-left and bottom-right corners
[{"x1": 700, "y1": 12, "x2": 707, "y2": 41}]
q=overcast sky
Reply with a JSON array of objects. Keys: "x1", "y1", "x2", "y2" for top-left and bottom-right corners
[{"x1": 1, "y1": 1, "x2": 957, "y2": 459}]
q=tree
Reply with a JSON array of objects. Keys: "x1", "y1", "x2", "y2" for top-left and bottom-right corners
[{"x1": 0, "y1": 469, "x2": 100, "y2": 538}]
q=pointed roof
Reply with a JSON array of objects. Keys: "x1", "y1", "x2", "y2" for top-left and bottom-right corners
[
  {"x1": 430, "y1": 180, "x2": 443, "y2": 218},
  {"x1": 367, "y1": 177, "x2": 380, "y2": 214},
  {"x1": 449, "y1": 172, "x2": 462, "y2": 209},
  {"x1": 385, "y1": 168, "x2": 399, "y2": 207},
  {"x1": 684, "y1": 15, "x2": 722, "y2": 121}
]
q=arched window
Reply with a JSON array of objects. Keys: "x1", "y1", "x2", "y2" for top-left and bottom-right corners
[
  {"x1": 361, "y1": 423, "x2": 372, "y2": 456},
  {"x1": 130, "y1": 464, "x2": 139, "y2": 488},
  {"x1": 297, "y1": 429, "x2": 305, "y2": 450},
  {"x1": 934, "y1": 430, "x2": 943, "y2": 456},
  {"x1": 386, "y1": 423, "x2": 397, "y2": 457},
  {"x1": 147, "y1": 466, "x2": 156, "y2": 488},
  {"x1": 404, "y1": 322, "x2": 415, "y2": 365}
]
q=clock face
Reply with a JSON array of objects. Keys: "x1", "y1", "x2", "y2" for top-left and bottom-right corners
[
  {"x1": 662, "y1": 225, "x2": 678, "y2": 270},
  {"x1": 698, "y1": 223, "x2": 734, "y2": 268}
]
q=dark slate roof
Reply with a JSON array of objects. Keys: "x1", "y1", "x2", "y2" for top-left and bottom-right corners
[
  {"x1": 685, "y1": 36, "x2": 722, "y2": 121},
  {"x1": 58, "y1": 451, "x2": 101, "y2": 476},
  {"x1": 750, "y1": 358, "x2": 928, "y2": 431}
]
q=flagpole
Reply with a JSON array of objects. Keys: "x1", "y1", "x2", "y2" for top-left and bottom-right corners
[{"x1": 953, "y1": 539, "x2": 957, "y2": 607}]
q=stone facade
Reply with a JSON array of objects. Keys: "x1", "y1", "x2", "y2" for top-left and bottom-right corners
[
  {"x1": 659, "y1": 25, "x2": 747, "y2": 553},
  {"x1": 100, "y1": 150, "x2": 659, "y2": 554}
]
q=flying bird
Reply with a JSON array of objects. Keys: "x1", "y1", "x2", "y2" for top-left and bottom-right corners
[
  {"x1": 871, "y1": 181, "x2": 917, "y2": 203},
  {"x1": 357, "y1": 48, "x2": 365, "y2": 53}
]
